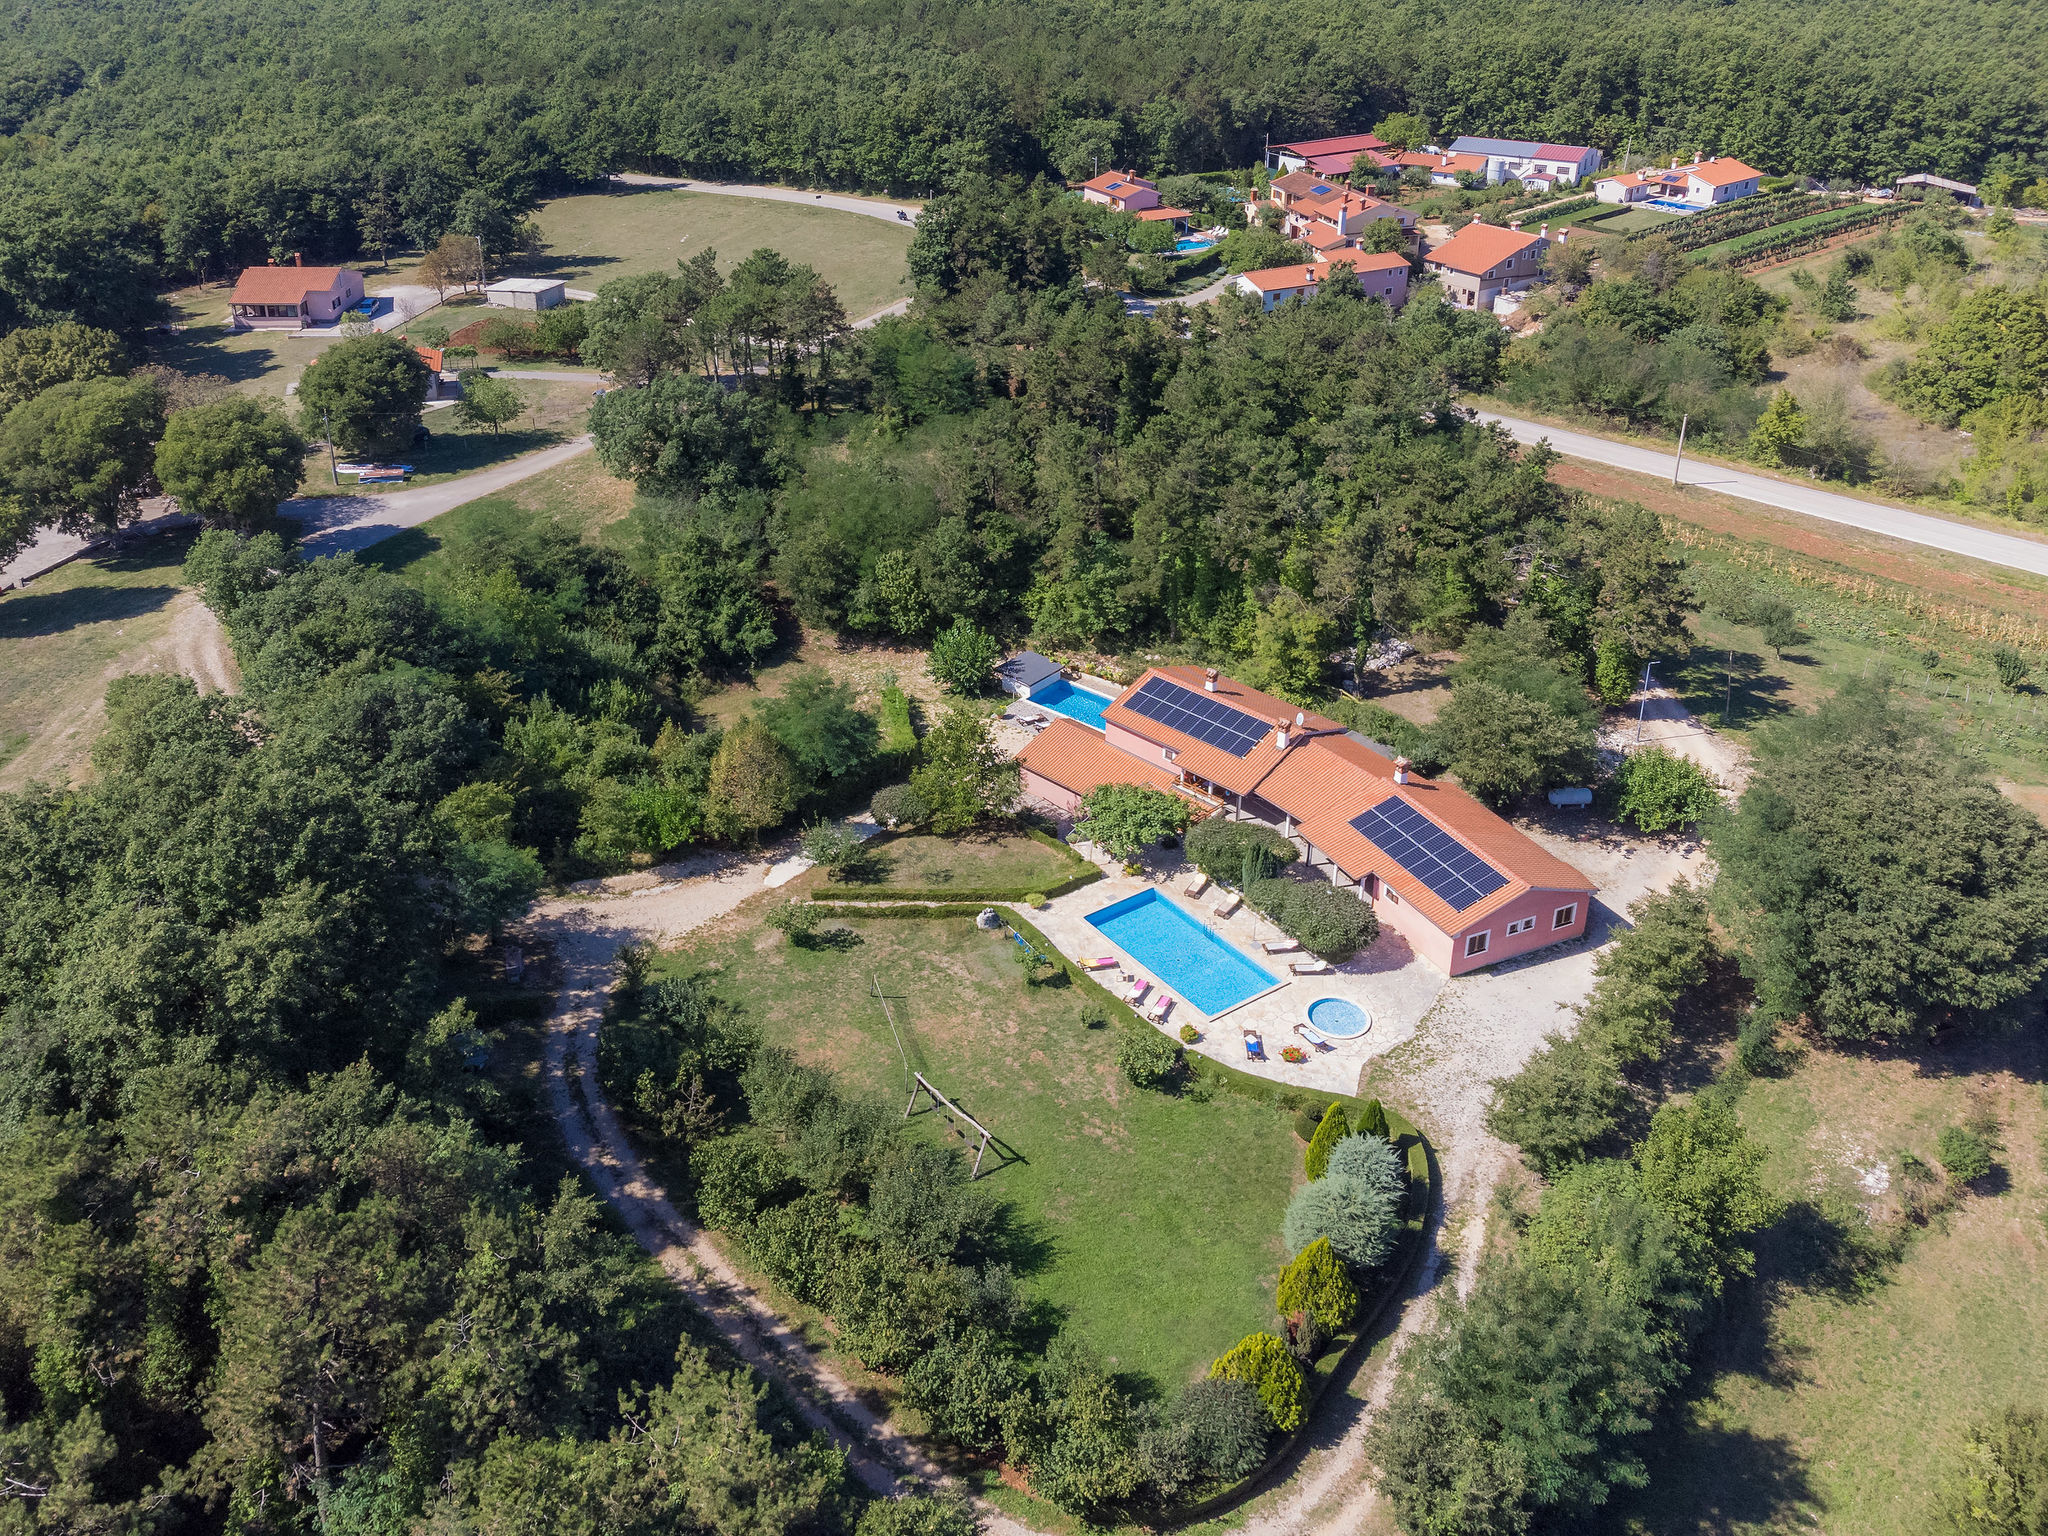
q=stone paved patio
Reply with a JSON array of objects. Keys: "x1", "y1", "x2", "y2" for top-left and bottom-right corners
[{"x1": 1022, "y1": 848, "x2": 1449, "y2": 1096}]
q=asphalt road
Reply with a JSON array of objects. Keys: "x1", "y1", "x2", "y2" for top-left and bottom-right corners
[
  {"x1": 1477, "y1": 409, "x2": 2048, "y2": 579},
  {"x1": 286, "y1": 435, "x2": 596, "y2": 558}
]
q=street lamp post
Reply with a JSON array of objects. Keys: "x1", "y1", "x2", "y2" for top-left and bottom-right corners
[{"x1": 1635, "y1": 659, "x2": 1659, "y2": 744}]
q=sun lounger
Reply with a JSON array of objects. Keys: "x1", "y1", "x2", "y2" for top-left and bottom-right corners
[
  {"x1": 1125, "y1": 978, "x2": 1152, "y2": 1006},
  {"x1": 1243, "y1": 1029, "x2": 1266, "y2": 1062},
  {"x1": 1262, "y1": 938, "x2": 1300, "y2": 954},
  {"x1": 1081, "y1": 955, "x2": 1118, "y2": 970},
  {"x1": 1182, "y1": 872, "x2": 1210, "y2": 897},
  {"x1": 1290, "y1": 957, "x2": 1332, "y2": 976},
  {"x1": 1148, "y1": 994, "x2": 1174, "y2": 1023},
  {"x1": 1295, "y1": 1022, "x2": 1335, "y2": 1052},
  {"x1": 1212, "y1": 891, "x2": 1242, "y2": 918}
]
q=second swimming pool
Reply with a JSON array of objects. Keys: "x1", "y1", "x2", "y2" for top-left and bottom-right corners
[{"x1": 1085, "y1": 889, "x2": 1280, "y2": 1016}]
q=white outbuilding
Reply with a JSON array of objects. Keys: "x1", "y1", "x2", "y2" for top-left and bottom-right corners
[{"x1": 481, "y1": 278, "x2": 567, "y2": 311}]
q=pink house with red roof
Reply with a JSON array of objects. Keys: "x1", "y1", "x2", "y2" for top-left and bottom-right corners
[
  {"x1": 1018, "y1": 665, "x2": 1595, "y2": 975},
  {"x1": 1265, "y1": 132, "x2": 1392, "y2": 177}
]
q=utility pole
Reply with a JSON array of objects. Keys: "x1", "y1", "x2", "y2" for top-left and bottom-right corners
[
  {"x1": 1635, "y1": 660, "x2": 1658, "y2": 744},
  {"x1": 323, "y1": 410, "x2": 337, "y2": 485},
  {"x1": 1724, "y1": 648, "x2": 1734, "y2": 721},
  {"x1": 1670, "y1": 413, "x2": 1689, "y2": 487}
]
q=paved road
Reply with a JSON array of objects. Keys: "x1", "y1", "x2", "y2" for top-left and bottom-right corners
[
  {"x1": 1123, "y1": 270, "x2": 1239, "y2": 316},
  {"x1": 1477, "y1": 409, "x2": 2048, "y2": 579},
  {"x1": 286, "y1": 435, "x2": 595, "y2": 558},
  {"x1": 612, "y1": 172, "x2": 921, "y2": 226}
]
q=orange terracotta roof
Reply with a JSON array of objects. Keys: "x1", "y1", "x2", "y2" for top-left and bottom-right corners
[
  {"x1": 232, "y1": 264, "x2": 356, "y2": 304},
  {"x1": 1236, "y1": 264, "x2": 1325, "y2": 293},
  {"x1": 1687, "y1": 156, "x2": 1762, "y2": 187},
  {"x1": 1019, "y1": 718, "x2": 1184, "y2": 799},
  {"x1": 1133, "y1": 206, "x2": 1193, "y2": 221},
  {"x1": 1301, "y1": 226, "x2": 1355, "y2": 251},
  {"x1": 1320, "y1": 250, "x2": 1410, "y2": 274},
  {"x1": 1424, "y1": 222, "x2": 1546, "y2": 275},
  {"x1": 1101, "y1": 666, "x2": 1342, "y2": 795},
  {"x1": 1253, "y1": 732, "x2": 1594, "y2": 931},
  {"x1": 1272, "y1": 132, "x2": 1390, "y2": 159},
  {"x1": 1079, "y1": 170, "x2": 1156, "y2": 196}
]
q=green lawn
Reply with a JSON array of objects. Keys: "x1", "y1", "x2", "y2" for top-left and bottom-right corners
[
  {"x1": 1602, "y1": 207, "x2": 1688, "y2": 235},
  {"x1": 1608, "y1": 1035, "x2": 2048, "y2": 1535},
  {"x1": 293, "y1": 378, "x2": 597, "y2": 498},
  {"x1": 832, "y1": 829, "x2": 1085, "y2": 894},
  {"x1": 148, "y1": 289, "x2": 332, "y2": 401},
  {"x1": 0, "y1": 533, "x2": 211, "y2": 790},
  {"x1": 482, "y1": 186, "x2": 915, "y2": 321},
  {"x1": 654, "y1": 888, "x2": 1305, "y2": 1392}
]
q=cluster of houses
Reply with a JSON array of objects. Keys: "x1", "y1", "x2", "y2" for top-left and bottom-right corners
[
  {"x1": 227, "y1": 257, "x2": 566, "y2": 333},
  {"x1": 1084, "y1": 130, "x2": 1766, "y2": 320}
]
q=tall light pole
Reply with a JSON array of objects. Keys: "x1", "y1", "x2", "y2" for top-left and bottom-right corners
[
  {"x1": 1635, "y1": 659, "x2": 1658, "y2": 744},
  {"x1": 1670, "y1": 413, "x2": 1689, "y2": 487}
]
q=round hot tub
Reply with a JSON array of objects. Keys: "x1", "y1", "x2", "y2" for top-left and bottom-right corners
[{"x1": 1305, "y1": 996, "x2": 1372, "y2": 1039}]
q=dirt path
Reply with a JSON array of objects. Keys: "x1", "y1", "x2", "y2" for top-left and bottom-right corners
[
  {"x1": 1605, "y1": 686, "x2": 1752, "y2": 793},
  {"x1": 512, "y1": 855, "x2": 945, "y2": 1498},
  {"x1": 1, "y1": 590, "x2": 237, "y2": 791}
]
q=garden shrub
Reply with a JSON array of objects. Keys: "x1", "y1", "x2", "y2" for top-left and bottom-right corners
[
  {"x1": 743, "y1": 1189, "x2": 849, "y2": 1304},
  {"x1": 1247, "y1": 877, "x2": 1377, "y2": 960},
  {"x1": 1079, "y1": 1001, "x2": 1108, "y2": 1029},
  {"x1": 1116, "y1": 1027, "x2": 1183, "y2": 1089},
  {"x1": 1079, "y1": 781, "x2": 1193, "y2": 860},
  {"x1": 765, "y1": 897, "x2": 823, "y2": 943},
  {"x1": 1138, "y1": 1378, "x2": 1272, "y2": 1497},
  {"x1": 1936, "y1": 1125, "x2": 1995, "y2": 1183},
  {"x1": 693, "y1": 1131, "x2": 795, "y2": 1228},
  {"x1": 1485, "y1": 1034, "x2": 1628, "y2": 1173},
  {"x1": 1185, "y1": 817, "x2": 1297, "y2": 883},
  {"x1": 1208, "y1": 1332, "x2": 1307, "y2": 1432},
  {"x1": 800, "y1": 818, "x2": 886, "y2": 880},
  {"x1": 1283, "y1": 1162, "x2": 1404, "y2": 1269},
  {"x1": 1303, "y1": 1100, "x2": 1349, "y2": 1179},
  {"x1": 871, "y1": 782, "x2": 928, "y2": 828},
  {"x1": 1178, "y1": 1022, "x2": 1199, "y2": 1044},
  {"x1": 902, "y1": 1331, "x2": 1028, "y2": 1453},
  {"x1": 1355, "y1": 1097, "x2": 1389, "y2": 1139},
  {"x1": 1325, "y1": 1132, "x2": 1400, "y2": 1189},
  {"x1": 1612, "y1": 746, "x2": 1720, "y2": 833},
  {"x1": 1276, "y1": 1237, "x2": 1360, "y2": 1330},
  {"x1": 855, "y1": 1487, "x2": 984, "y2": 1536},
  {"x1": 1029, "y1": 1337, "x2": 1145, "y2": 1516}
]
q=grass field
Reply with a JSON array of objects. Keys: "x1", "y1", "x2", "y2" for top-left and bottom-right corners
[
  {"x1": 650, "y1": 889, "x2": 1305, "y2": 1393},
  {"x1": 0, "y1": 532, "x2": 227, "y2": 790},
  {"x1": 830, "y1": 829, "x2": 1083, "y2": 893},
  {"x1": 1602, "y1": 207, "x2": 1687, "y2": 235},
  {"x1": 1608, "y1": 1034, "x2": 2047, "y2": 1535},
  {"x1": 488, "y1": 186, "x2": 915, "y2": 321},
  {"x1": 292, "y1": 377, "x2": 598, "y2": 498},
  {"x1": 147, "y1": 288, "x2": 333, "y2": 401}
]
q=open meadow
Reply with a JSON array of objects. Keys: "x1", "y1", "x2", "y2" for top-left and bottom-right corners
[{"x1": 639, "y1": 882, "x2": 1310, "y2": 1395}]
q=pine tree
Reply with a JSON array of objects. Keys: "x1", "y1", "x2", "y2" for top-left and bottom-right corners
[{"x1": 1355, "y1": 1097, "x2": 1389, "y2": 1140}]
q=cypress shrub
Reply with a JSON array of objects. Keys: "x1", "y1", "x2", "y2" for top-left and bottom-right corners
[
  {"x1": 1208, "y1": 1332, "x2": 1307, "y2": 1432},
  {"x1": 1276, "y1": 1237, "x2": 1360, "y2": 1330},
  {"x1": 1303, "y1": 1100, "x2": 1348, "y2": 1179},
  {"x1": 1355, "y1": 1097, "x2": 1389, "y2": 1139}
]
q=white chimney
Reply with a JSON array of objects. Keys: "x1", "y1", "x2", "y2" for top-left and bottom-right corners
[
  {"x1": 1671, "y1": 156, "x2": 1682, "y2": 170},
  {"x1": 1510, "y1": 219, "x2": 1522, "y2": 232},
  {"x1": 1539, "y1": 223, "x2": 1549, "y2": 239},
  {"x1": 1275, "y1": 725, "x2": 1290, "y2": 750},
  {"x1": 1558, "y1": 229, "x2": 1569, "y2": 244},
  {"x1": 1203, "y1": 668, "x2": 1218, "y2": 692},
  {"x1": 1394, "y1": 756, "x2": 1411, "y2": 785}
]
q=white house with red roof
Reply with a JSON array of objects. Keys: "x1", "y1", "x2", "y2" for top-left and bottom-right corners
[
  {"x1": 1077, "y1": 170, "x2": 1162, "y2": 213},
  {"x1": 1596, "y1": 154, "x2": 1763, "y2": 208},
  {"x1": 1232, "y1": 251, "x2": 1411, "y2": 312},
  {"x1": 1016, "y1": 664, "x2": 1595, "y2": 975},
  {"x1": 1447, "y1": 137, "x2": 1604, "y2": 186},
  {"x1": 1265, "y1": 131, "x2": 1391, "y2": 177},
  {"x1": 1266, "y1": 171, "x2": 1415, "y2": 244},
  {"x1": 1423, "y1": 221, "x2": 1551, "y2": 311},
  {"x1": 229, "y1": 261, "x2": 365, "y2": 331}
]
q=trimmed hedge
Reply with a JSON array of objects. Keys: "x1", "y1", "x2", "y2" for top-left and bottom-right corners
[
  {"x1": 818, "y1": 824, "x2": 1100, "y2": 904},
  {"x1": 1185, "y1": 818, "x2": 1298, "y2": 882},
  {"x1": 1247, "y1": 877, "x2": 1377, "y2": 961}
]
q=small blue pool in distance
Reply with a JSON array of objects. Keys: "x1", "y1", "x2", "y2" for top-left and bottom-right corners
[
  {"x1": 1306, "y1": 997, "x2": 1372, "y2": 1038},
  {"x1": 1175, "y1": 236, "x2": 1218, "y2": 252},
  {"x1": 1085, "y1": 890, "x2": 1278, "y2": 1017},
  {"x1": 1028, "y1": 678, "x2": 1113, "y2": 731}
]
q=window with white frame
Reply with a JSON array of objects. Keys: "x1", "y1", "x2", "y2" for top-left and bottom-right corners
[
  {"x1": 1464, "y1": 931, "x2": 1489, "y2": 957},
  {"x1": 1553, "y1": 903, "x2": 1578, "y2": 929},
  {"x1": 1506, "y1": 916, "x2": 1535, "y2": 937}
]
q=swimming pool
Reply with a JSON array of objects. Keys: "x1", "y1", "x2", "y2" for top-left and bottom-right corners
[
  {"x1": 1027, "y1": 678, "x2": 1114, "y2": 730},
  {"x1": 1175, "y1": 236, "x2": 1219, "y2": 252},
  {"x1": 1643, "y1": 198, "x2": 1699, "y2": 213},
  {"x1": 1085, "y1": 890, "x2": 1280, "y2": 1017},
  {"x1": 1306, "y1": 997, "x2": 1372, "y2": 1038}
]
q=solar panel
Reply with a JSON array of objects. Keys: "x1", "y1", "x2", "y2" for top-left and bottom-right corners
[
  {"x1": 1120, "y1": 676, "x2": 1271, "y2": 758},
  {"x1": 1349, "y1": 798, "x2": 1508, "y2": 911}
]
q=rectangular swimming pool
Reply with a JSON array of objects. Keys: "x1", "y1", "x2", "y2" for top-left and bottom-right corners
[
  {"x1": 1085, "y1": 889, "x2": 1281, "y2": 1017},
  {"x1": 1028, "y1": 678, "x2": 1114, "y2": 731}
]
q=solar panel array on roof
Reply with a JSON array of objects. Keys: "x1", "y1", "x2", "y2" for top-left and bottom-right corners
[
  {"x1": 1121, "y1": 676, "x2": 1271, "y2": 758},
  {"x1": 1350, "y1": 798, "x2": 1508, "y2": 911}
]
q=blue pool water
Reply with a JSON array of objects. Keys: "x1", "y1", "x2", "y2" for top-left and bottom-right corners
[
  {"x1": 1643, "y1": 198, "x2": 1698, "y2": 213},
  {"x1": 1085, "y1": 890, "x2": 1280, "y2": 1016},
  {"x1": 1175, "y1": 236, "x2": 1219, "y2": 252},
  {"x1": 1029, "y1": 678, "x2": 1113, "y2": 730},
  {"x1": 1307, "y1": 997, "x2": 1373, "y2": 1038}
]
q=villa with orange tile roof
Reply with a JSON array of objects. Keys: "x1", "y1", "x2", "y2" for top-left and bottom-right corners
[
  {"x1": 1595, "y1": 154, "x2": 1763, "y2": 208},
  {"x1": 1231, "y1": 250, "x2": 1411, "y2": 311},
  {"x1": 1422, "y1": 221, "x2": 1551, "y2": 311},
  {"x1": 230, "y1": 262, "x2": 365, "y2": 331},
  {"x1": 1264, "y1": 131, "x2": 1391, "y2": 177},
  {"x1": 1077, "y1": 170, "x2": 1162, "y2": 213},
  {"x1": 1017, "y1": 664, "x2": 1593, "y2": 975}
]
